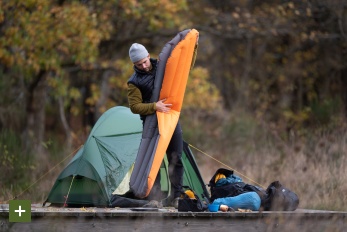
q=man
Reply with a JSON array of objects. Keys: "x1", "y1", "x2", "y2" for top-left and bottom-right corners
[{"x1": 127, "y1": 42, "x2": 197, "y2": 208}]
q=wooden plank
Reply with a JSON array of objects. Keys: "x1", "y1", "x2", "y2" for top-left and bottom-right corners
[{"x1": 1, "y1": 205, "x2": 346, "y2": 232}]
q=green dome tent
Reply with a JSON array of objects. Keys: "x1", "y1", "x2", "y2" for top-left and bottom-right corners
[{"x1": 44, "y1": 106, "x2": 209, "y2": 207}]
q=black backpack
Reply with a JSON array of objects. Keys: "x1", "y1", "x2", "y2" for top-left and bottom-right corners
[
  {"x1": 262, "y1": 181, "x2": 299, "y2": 211},
  {"x1": 208, "y1": 168, "x2": 267, "y2": 203},
  {"x1": 178, "y1": 186, "x2": 208, "y2": 212}
]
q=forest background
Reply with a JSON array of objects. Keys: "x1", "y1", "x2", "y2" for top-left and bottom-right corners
[{"x1": 0, "y1": 0, "x2": 346, "y2": 211}]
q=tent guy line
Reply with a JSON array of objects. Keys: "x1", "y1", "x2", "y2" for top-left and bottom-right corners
[
  {"x1": 63, "y1": 175, "x2": 75, "y2": 207},
  {"x1": 3, "y1": 145, "x2": 82, "y2": 204},
  {"x1": 188, "y1": 143, "x2": 266, "y2": 189},
  {"x1": 4, "y1": 141, "x2": 264, "y2": 204}
]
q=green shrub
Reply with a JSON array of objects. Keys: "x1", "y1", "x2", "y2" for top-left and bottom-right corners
[{"x1": 0, "y1": 130, "x2": 36, "y2": 201}]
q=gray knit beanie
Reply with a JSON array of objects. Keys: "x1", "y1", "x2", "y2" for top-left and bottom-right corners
[{"x1": 129, "y1": 43, "x2": 149, "y2": 63}]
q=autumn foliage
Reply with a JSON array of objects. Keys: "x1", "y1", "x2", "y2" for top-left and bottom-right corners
[{"x1": 0, "y1": 0, "x2": 346, "y2": 210}]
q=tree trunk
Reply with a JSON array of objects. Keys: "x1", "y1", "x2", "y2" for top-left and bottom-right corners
[
  {"x1": 58, "y1": 96, "x2": 72, "y2": 151},
  {"x1": 94, "y1": 70, "x2": 112, "y2": 120},
  {"x1": 22, "y1": 71, "x2": 47, "y2": 157}
]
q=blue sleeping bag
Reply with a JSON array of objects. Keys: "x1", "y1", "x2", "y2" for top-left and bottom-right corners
[{"x1": 212, "y1": 192, "x2": 261, "y2": 211}]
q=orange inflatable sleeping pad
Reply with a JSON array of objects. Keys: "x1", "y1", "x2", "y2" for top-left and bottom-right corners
[{"x1": 145, "y1": 29, "x2": 199, "y2": 197}]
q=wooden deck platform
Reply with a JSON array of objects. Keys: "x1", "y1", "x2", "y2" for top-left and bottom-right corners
[{"x1": 1, "y1": 204, "x2": 346, "y2": 232}]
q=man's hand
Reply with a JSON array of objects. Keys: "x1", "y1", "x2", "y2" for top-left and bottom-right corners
[{"x1": 156, "y1": 98, "x2": 172, "y2": 113}]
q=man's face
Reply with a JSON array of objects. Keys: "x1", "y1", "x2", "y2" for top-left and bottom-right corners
[{"x1": 134, "y1": 55, "x2": 152, "y2": 72}]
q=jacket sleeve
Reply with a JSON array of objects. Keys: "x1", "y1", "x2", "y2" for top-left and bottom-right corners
[{"x1": 127, "y1": 83, "x2": 156, "y2": 115}]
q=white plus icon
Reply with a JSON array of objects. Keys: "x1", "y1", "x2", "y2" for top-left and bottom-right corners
[{"x1": 15, "y1": 205, "x2": 26, "y2": 217}]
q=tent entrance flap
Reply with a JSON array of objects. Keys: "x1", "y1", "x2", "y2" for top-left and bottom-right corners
[{"x1": 94, "y1": 133, "x2": 142, "y2": 196}]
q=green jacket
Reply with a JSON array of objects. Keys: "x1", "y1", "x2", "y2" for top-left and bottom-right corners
[{"x1": 127, "y1": 44, "x2": 198, "y2": 116}]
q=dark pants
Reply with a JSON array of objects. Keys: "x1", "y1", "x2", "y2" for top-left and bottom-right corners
[
  {"x1": 166, "y1": 121, "x2": 184, "y2": 198},
  {"x1": 148, "y1": 121, "x2": 184, "y2": 200}
]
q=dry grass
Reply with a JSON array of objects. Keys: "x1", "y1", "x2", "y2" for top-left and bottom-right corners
[
  {"x1": 193, "y1": 120, "x2": 347, "y2": 211},
  {"x1": 1, "y1": 116, "x2": 346, "y2": 212}
]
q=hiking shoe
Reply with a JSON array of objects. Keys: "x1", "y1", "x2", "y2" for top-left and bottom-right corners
[
  {"x1": 171, "y1": 197, "x2": 180, "y2": 209},
  {"x1": 143, "y1": 200, "x2": 163, "y2": 209}
]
